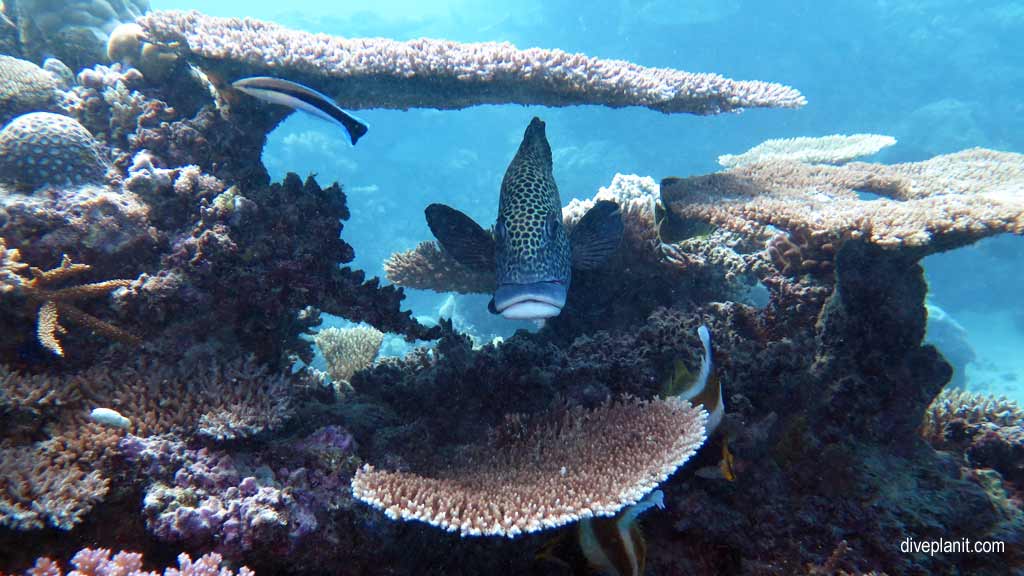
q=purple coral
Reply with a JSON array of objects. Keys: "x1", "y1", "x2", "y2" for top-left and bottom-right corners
[
  {"x1": 122, "y1": 427, "x2": 356, "y2": 560},
  {"x1": 0, "y1": 113, "x2": 108, "y2": 191}
]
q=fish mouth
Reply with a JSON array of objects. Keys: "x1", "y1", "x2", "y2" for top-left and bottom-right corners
[{"x1": 493, "y1": 281, "x2": 567, "y2": 320}]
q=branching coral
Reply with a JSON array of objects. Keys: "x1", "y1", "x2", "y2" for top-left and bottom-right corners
[
  {"x1": 921, "y1": 388, "x2": 1024, "y2": 448},
  {"x1": 0, "y1": 243, "x2": 138, "y2": 356},
  {"x1": 351, "y1": 396, "x2": 707, "y2": 537},
  {"x1": 718, "y1": 133, "x2": 897, "y2": 168},
  {"x1": 139, "y1": 10, "x2": 805, "y2": 115},
  {"x1": 314, "y1": 326, "x2": 384, "y2": 390},
  {"x1": 662, "y1": 148, "x2": 1024, "y2": 260},
  {"x1": 0, "y1": 354, "x2": 296, "y2": 530},
  {"x1": 384, "y1": 241, "x2": 495, "y2": 294},
  {"x1": 16, "y1": 548, "x2": 252, "y2": 576}
]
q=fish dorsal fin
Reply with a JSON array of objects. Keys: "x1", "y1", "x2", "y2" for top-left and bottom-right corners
[
  {"x1": 425, "y1": 203, "x2": 497, "y2": 272},
  {"x1": 570, "y1": 200, "x2": 624, "y2": 270}
]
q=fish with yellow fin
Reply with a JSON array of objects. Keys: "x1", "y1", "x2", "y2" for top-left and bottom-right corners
[{"x1": 666, "y1": 325, "x2": 736, "y2": 481}]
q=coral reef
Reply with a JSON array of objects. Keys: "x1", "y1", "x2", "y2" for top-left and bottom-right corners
[
  {"x1": 314, "y1": 325, "x2": 384, "y2": 392},
  {"x1": 11, "y1": 0, "x2": 151, "y2": 70},
  {"x1": 352, "y1": 396, "x2": 707, "y2": 537},
  {"x1": 0, "y1": 113, "x2": 108, "y2": 191},
  {"x1": 0, "y1": 354, "x2": 296, "y2": 531},
  {"x1": 0, "y1": 56, "x2": 58, "y2": 125},
  {"x1": 0, "y1": 6, "x2": 1021, "y2": 575},
  {"x1": 718, "y1": 133, "x2": 897, "y2": 168},
  {"x1": 12, "y1": 548, "x2": 252, "y2": 576},
  {"x1": 138, "y1": 10, "x2": 805, "y2": 116}
]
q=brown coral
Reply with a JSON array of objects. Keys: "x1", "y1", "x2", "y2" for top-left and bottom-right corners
[
  {"x1": 384, "y1": 241, "x2": 495, "y2": 294},
  {"x1": 0, "y1": 354, "x2": 296, "y2": 530},
  {"x1": 139, "y1": 10, "x2": 805, "y2": 115},
  {"x1": 351, "y1": 396, "x2": 707, "y2": 537},
  {"x1": 662, "y1": 148, "x2": 1024, "y2": 260},
  {"x1": 0, "y1": 246, "x2": 138, "y2": 356},
  {"x1": 0, "y1": 55, "x2": 58, "y2": 125},
  {"x1": 921, "y1": 388, "x2": 1024, "y2": 448}
]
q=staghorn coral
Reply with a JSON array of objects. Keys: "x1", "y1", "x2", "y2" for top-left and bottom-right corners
[
  {"x1": 662, "y1": 148, "x2": 1024, "y2": 260},
  {"x1": 351, "y1": 396, "x2": 707, "y2": 537},
  {"x1": 12, "y1": 0, "x2": 151, "y2": 70},
  {"x1": 9, "y1": 253, "x2": 135, "y2": 355},
  {"x1": 314, "y1": 325, "x2": 384, "y2": 391},
  {"x1": 0, "y1": 55, "x2": 59, "y2": 125},
  {"x1": 0, "y1": 246, "x2": 138, "y2": 356},
  {"x1": 0, "y1": 112, "x2": 109, "y2": 191},
  {"x1": 14, "y1": 548, "x2": 252, "y2": 576},
  {"x1": 718, "y1": 133, "x2": 897, "y2": 168},
  {"x1": 139, "y1": 10, "x2": 805, "y2": 115}
]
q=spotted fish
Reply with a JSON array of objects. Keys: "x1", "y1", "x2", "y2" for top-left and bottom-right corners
[{"x1": 426, "y1": 117, "x2": 624, "y2": 320}]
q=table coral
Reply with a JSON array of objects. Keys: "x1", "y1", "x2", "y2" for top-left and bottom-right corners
[
  {"x1": 351, "y1": 396, "x2": 707, "y2": 537},
  {"x1": 139, "y1": 10, "x2": 805, "y2": 115},
  {"x1": 0, "y1": 112, "x2": 108, "y2": 191},
  {"x1": 662, "y1": 148, "x2": 1024, "y2": 260},
  {"x1": 718, "y1": 133, "x2": 897, "y2": 168}
]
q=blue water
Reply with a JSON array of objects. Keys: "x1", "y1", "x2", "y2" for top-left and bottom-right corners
[{"x1": 153, "y1": 0, "x2": 1024, "y2": 399}]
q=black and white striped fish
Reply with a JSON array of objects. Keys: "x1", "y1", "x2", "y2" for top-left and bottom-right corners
[{"x1": 231, "y1": 76, "x2": 369, "y2": 145}]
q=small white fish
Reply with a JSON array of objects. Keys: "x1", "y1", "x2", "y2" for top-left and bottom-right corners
[
  {"x1": 231, "y1": 76, "x2": 369, "y2": 145},
  {"x1": 90, "y1": 407, "x2": 131, "y2": 429}
]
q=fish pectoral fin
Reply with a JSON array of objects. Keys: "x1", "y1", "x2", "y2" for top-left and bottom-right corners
[
  {"x1": 425, "y1": 203, "x2": 497, "y2": 272},
  {"x1": 570, "y1": 200, "x2": 624, "y2": 270},
  {"x1": 487, "y1": 297, "x2": 499, "y2": 315}
]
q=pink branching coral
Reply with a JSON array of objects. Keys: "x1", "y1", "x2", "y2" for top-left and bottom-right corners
[
  {"x1": 662, "y1": 148, "x2": 1024, "y2": 259},
  {"x1": 351, "y1": 396, "x2": 707, "y2": 537},
  {"x1": 14, "y1": 548, "x2": 252, "y2": 576},
  {"x1": 139, "y1": 10, "x2": 805, "y2": 115}
]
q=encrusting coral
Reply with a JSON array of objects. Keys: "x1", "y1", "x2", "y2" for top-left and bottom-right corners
[
  {"x1": 351, "y1": 396, "x2": 707, "y2": 537},
  {"x1": 718, "y1": 133, "x2": 897, "y2": 168},
  {"x1": 0, "y1": 112, "x2": 109, "y2": 191},
  {"x1": 138, "y1": 10, "x2": 805, "y2": 115}
]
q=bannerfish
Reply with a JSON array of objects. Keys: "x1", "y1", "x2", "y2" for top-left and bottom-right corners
[
  {"x1": 677, "y1": 324, "x2": 724, "y2": 432},
  {"x1": 231, "y1": 76, "x2": 369, "y2": 145},
  {"x1": 425, "y1": 117, "x2": 624, "y2": 320},
  {"x1": 534, "y1": 489, "x2": 665, "y2": 576}
]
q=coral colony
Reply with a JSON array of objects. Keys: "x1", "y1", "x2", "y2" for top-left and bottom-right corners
[{"x1": 0, "y1": 4, "x2": 1022, "y2": 576}]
